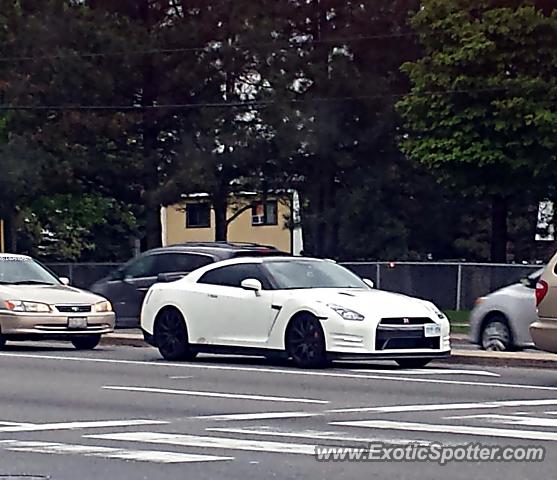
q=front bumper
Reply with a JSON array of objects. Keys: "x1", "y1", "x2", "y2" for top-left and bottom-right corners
[
  {"x1": 530, "y1": 319, "x2": 557, "y2": 353},
  {"x1": 0, "y1": 311, "x2": 115, "y2": 337},
  {"x1": 321, "y1": 315, "x2": 451, "y2": 360}
]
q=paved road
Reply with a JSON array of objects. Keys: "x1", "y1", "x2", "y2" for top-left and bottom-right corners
[{"x1": 0, "y1": 343, "x2": 555, "y2": 480}]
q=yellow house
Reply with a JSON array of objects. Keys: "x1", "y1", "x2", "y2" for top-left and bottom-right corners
[{"x1": 161, "y1": 192, "x2": 303, "y2": 254}]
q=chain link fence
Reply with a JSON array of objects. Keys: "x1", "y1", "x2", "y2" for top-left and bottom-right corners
[{"x1": 46, "y1": 261, "x2": 542, "y2": 311}]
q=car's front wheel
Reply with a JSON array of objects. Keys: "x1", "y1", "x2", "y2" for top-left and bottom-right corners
[
  {"x1": 286, "y1": 314, "x2": 327, "y2": 368},
  {"x1": 481, "y1": 316, "x2": 512, "y2": 351},
  {"x1": 71, "y1": 335, "x2": 101, "y2": 350},
  {"x1": 154, "y1": 308, "x2": 197, "y2": 361},
  {"x1": 395, "y1": 358, "x2": 432, "y2": 368}
]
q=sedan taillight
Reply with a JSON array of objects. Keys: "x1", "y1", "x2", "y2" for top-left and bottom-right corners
[{"x1": 536, "y1": 280, "x2": 549, "y2": 307}]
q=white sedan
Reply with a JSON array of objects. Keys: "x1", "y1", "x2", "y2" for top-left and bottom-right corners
[{"x1": 141, "y1": 257, "x2": 451, "y2": 368}]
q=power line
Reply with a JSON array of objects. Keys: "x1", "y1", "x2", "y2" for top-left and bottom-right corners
[
  {"x1": 0, "y1": 32, "x2": 419, "y2": 64},
  {"x1": 0, "y1": 87, "x2": 534, "y2": 112}
]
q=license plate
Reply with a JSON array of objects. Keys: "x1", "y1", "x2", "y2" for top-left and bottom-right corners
[
  {"x1": 68, "y1": 317, "x2": 88, "y2": 329},
  {"x1": 424, "y1": 324, "x2": 441, "y2": 338}
]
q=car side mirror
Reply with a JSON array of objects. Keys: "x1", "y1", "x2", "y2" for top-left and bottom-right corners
[
  {"x1": 363, "y1": 278, "x2": 374, "y2": 289},
  {"x1": 241, "y1": 278, "x2": 262, "y2": 295},
  {"x1": 59, "y1": 277, "x2": 70, "y2": 286}
]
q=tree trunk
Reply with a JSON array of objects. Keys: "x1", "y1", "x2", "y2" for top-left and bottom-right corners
[
  {"x1": 139, "y1": 0, "x2": 161, "y2": 250},
  {"x1": 490, "y1": 195, "x2": 508, "y2": 263},
  {"x1": 4, "y1": 209, "x2": 17, "y2": 253},
  {"x1": 213, "y1": 192, "x2": 228, "y2": 242},
  {"x1": 144, "y1": 205, "x2": 162, "y2": 250}
]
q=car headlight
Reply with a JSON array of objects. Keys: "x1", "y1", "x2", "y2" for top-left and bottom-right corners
[
  {"x1": 93, "y1": 300, "x2": 113, "y2": 313},
  {"x1": 425, "y1": 302, "x2": 446, "y2": 320},
  {"x1": 3, "y1": 300, "x2": 52, "y2": 313},
  {"x1": 327, "y1": 303, "x2": 365, "y2": 321}
]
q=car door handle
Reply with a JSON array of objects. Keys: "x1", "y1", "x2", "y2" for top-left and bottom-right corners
[{"x1": 208, "y1": 294, "x2": 219, "y2": 299}]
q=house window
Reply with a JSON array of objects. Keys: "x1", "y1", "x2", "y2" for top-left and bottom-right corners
[
  {"x1": 186, "y1": 203, "x2": 211, "y2": 228},
  {"x1": 252, "y1": 201, "x2": 278, "y2": 226}
]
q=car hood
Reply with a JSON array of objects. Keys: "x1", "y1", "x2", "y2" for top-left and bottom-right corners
[
  {"x1": 282, "y1": 288, "x2": 437, "y2": 318},
  {"x1": 0, "y1": 284, "x2": 107, "y2": 305}
]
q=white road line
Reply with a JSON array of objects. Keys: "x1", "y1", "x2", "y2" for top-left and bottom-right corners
[
  {"x1": 328, "y1": 398, "x2": 557, "y2": 414},
  {"x1": 346, "y1": 368, "x2": 500, "y2": 377},
  {"x1": 86, "y1": 432, "x2": 318, "y2": 455},
  {"x1": 0, "y1": 440, "x2": 232, "y2": 464},
  {"x1": 206, "y1": 427, "x2": 432, "y2": 446},
  {"x1": 443, "y1": 414, "x2": 557, "y2": 428},
  {"x1": 0, "y1": 419, "x2": 167, "y2": 434},
  {"x1": 330, "y1": 420, "x2": 557, "y2": 442},
  {"x1": 0, "y1": 351, "x2": 551, "y2": 393},
  {"x1": 103, "y1": 386, "x2": 328, "y2": 405},
  {"x1": 193, "y1": 412, "x2": 321, "y2": 421}
]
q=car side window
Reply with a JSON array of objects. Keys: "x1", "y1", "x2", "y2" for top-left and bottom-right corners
[
  {"x1": 122, "y1": 255, "x2": 158, "y2": 279},
  {"x1": 154, "y1": 253, "x2": 214, "y2": 274},
  {"x1": 198, "y1": 264, "x2": 271, "y2": 289}
]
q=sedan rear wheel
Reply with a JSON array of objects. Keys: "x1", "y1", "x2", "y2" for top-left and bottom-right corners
[
  {"x1": 155, "y1": 308, "x2": 197, "y2": 361},
  {"x1": 481, "y1": 317, "x2": 512, "y2": 351},
  {"x1": 71, "y1": 335, "x2": 101, "y2": 350},
  {"x1": 286, "y1": 315, "x2": 327, "y2": 368}
]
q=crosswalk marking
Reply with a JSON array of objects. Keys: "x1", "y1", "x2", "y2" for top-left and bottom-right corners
[
  {"x1": 0, "y1": 440, "x2": 233, "y2": 463},
  {"x1": 193, "y1": 412, "x2": 321, "y2": 421},
  {"x1": 331, "y1": 420, "x2": 557, "y2": 441},
  {"x1": 329, "y1": 398, "x2": 557, "y2": 414},
  {"x1": 206, "y1": 426, "x2": 432, "y2": 446},
  {"x1": 103, "y1": 386, "x2": 328, "y2": 404},
  {"x1": 86, "y1": 431, "x2": 318, "y2": 455},
  {"x1": 444, "y1": 414, "x2": 557, "y2": 428},
  {"x1": 0, "y1": 419, "x2": 167, "y2": 434}
]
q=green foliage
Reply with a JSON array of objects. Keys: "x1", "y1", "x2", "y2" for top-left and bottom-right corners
[
  {"x1": 19, "y1": 194, "x2": 138, "y2": 262},
  {"x1": 397, "y1": 0, "x2": 557, "y2": 194}
]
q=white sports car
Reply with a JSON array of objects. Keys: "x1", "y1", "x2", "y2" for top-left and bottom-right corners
[{"x1": 141, "y1": 257, "x2": 451, "y2": 368}]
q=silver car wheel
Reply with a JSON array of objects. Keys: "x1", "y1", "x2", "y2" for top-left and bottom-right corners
[{"x1": 481, "y1": 319, "x2": 511, "y2": 351}]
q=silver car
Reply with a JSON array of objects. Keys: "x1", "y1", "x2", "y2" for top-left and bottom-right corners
[
  {"x1": 469, "y1": 269, "x2": 542, "y2": 351},
  {"x1": 0, "y1": 254, "x2": 115, "y2": 350}
]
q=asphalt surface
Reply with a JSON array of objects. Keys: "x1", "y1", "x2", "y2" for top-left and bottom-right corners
[{"x1": 0, "y1": 342, "x2": 556, "y2": 480}]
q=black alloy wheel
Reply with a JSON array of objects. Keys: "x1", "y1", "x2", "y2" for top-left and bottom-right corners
[
  {"x1": 154, "y1": 308, "x2": 197, "y2": 361},
  {"x1": 286, "y1": 315, "x2": 327, "y2": 368}
]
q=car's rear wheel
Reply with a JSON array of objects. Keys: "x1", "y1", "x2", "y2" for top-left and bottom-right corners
[
  {"x1": 71, "y1": 335, "x2": 101, "y2": 350},
  {"x1": 0, "y1": 335, "x2": 6, "y2": 350},
  {"x1": 395, "y1": 358, "x2": 432, "y2": 368},
  {"x1": 481, "y1": 316, "x2": 512, "y2": 351},
  {"x1": 286, "y1": 315, "x2": 327, "y2": 368},
  {"x1": 154, "y1": 308, "x2": 197, "y2": 361}
]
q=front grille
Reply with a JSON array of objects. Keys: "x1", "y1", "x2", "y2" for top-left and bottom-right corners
[
  {"x1": 380, "y1": 317, "x2": 434, "y2": 325},
  {"x1": 55, "y1": 305, "x2": 91, "y2": 313},
  {"x1": 375, "y1": 325, "x2": 440, "y2": 350}
]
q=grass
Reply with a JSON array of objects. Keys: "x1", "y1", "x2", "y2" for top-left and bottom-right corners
[{"x1": 443, "y1": 310, "x2": 470, "y2": 334}]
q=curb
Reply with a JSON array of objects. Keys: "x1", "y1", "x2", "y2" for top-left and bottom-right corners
[{"x1": 440, "y1": 350, "x2": 557, "y2": 370}]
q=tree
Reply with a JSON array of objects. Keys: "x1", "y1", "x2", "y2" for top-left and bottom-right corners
[
  {"x1": 259, "y1": 0, "x2": 421, "y2": 258},
  {"x1": 397, "y1": 0, "x2": 557, "y2": 262}
]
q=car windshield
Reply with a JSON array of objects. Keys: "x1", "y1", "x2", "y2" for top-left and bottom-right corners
[
  {"x1": 0, "y1": 257, "x2": 61, "y2": 286},
  {"x1": 265, "y1": 260, "x2": 367, "y2": 290}
]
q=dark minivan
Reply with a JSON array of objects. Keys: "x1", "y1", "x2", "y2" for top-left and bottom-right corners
[{"x1": 89, "y1": 242, "x2": 285, "y2": 327}]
